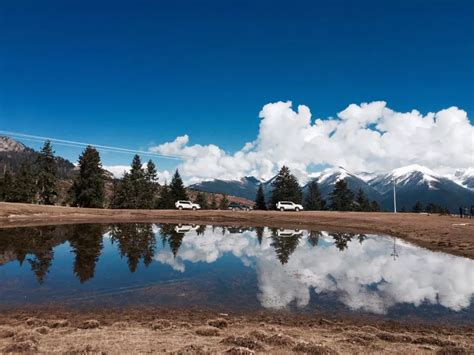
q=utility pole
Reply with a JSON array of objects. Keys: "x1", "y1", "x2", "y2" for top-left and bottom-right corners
[{"x1": 393, "y1": 180, "x2": 397, "y2": 213}]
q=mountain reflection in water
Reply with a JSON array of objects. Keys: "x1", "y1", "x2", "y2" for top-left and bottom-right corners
[{"x1": 0, "y1": 224, "x2": 473, "y2": 322}]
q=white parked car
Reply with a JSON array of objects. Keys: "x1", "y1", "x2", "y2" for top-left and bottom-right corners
[
  {"x1": 175, "y1": 200, "x2": 201, "y2": 210},
  {"x1": 276, "y1": 201, "x2": 303, "y2": 212}
]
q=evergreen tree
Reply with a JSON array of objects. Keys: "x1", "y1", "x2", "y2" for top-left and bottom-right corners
[
  {"x1": 170, "y1": 169, "x2": 188, "y2": 202},
  {"x1": 412, "y1": 201, "x2": 423, "y2": 213},
  {"x1": 329, "y1": 179, "x2": 354, "y2": 211},
  {"x1": 129, "y1": 154, "x2": 147, "y2": 208},
  {"x1": 254, "y1": 184, "x2": 267, "y2": 210},
  {"x1": 156, "y1": 183, "x2": 174, "y2": 209},
  {"x1": 1, "y1": 169, "x2": 14, "y2": 201},
  {"x1": 8, "y1": 162, "x2": 36, "y2": 203},
  {"x1": 194, "y1": 192, "x2": 208, "y2": 209},
  {"x1": 36, "y1": 141, "x2": 58, "y2": 205},
  {"x1": 219, "y1": 194, "x2": 229, "y2": 209},
  {"x1": 355, "y1": 188, "x2": 370, "y2": 212},
  {"x1": 144, "y1": 160, "x2": 158, "y2": 208},
  {"x1": 304, "y1": 180, "x2": 325, "y2": 210},
  {"x1": 71, "y1": 146, "x2": 105, "y2": 208},
  {"x1": 370, "y1": 200, "x2": 380, "y2": 212},
  {"x1": 209, "y1": 194, "x2": 218, "y2": 209},
  {"x1": 270, "y1": 166, "x2": 303, "y2": 209}
]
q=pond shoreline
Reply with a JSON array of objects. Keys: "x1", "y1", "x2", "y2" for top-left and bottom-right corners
[
  {"x1": 0, "y1": 307, "x2": 472, "y2": 353},
  {"x1": 1, "y1": 202, "x2": 473, "y2": 259}
]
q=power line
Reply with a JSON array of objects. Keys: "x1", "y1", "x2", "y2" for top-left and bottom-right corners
[{"x1": 0, "y1": 130, "x2": 183, "y2": 161}]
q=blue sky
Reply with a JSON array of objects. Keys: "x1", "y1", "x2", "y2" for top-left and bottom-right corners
[{"x1": 1, "y1": 0, "x2": 473, "y2": 176}]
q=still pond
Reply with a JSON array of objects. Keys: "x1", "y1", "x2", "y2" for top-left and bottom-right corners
[{"x1": 0, "y1": 223, "x2": 473, "y2": 325}]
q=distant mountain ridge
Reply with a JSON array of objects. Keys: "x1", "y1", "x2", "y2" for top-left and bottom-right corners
[
  {"x1": 0, "y1": 136, "x2": 76, "y2": 179},
  {"x1": 189, "y1": 164, "x2": 474, "y2": 213},
  {"x1": 189, "y1": 176, "x2": 262, "y2": 200}
]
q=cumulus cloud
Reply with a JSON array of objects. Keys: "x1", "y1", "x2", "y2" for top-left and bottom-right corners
[
  {"x1": 103, "y1": 165, "x2": 171, "y2": 182},
  {"x1": 154, "y1": 227, "x2": 474, "y2": 315},
  {"x1": 149, "y1": 101, "x2": 474, "y2": 183}
]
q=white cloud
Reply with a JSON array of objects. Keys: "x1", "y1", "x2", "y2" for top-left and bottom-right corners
[
  {"x1": 149, "y1": 101, "x2": 474, "y2": 183},
  {"x1": 104, "y1": 165, "x2": 171, "y2": 182}
]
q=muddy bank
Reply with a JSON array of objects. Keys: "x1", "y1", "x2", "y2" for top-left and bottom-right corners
[
  {"x1": 0, "y1": 307, "x2": 472, "y2": 354},
  {"x1": 1, "y1": 202, "x2": 473, "y2": 259}
]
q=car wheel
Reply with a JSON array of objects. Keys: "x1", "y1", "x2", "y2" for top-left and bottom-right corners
[
  {"x1": 280, "y1": 207, "x2": 284, "y2": 212},
  {"x1": 295, "y1": 207, "x2": 300, "y2": 212},
  {"x1": 178, "y1": 206, "x2": 183, "y2": 210},
  {"x1": 233, "y1": 207, "x2": 236, "y2": 211},
  {"x1": 192, "y1": 206, "x2": 196, "y2": 210}
]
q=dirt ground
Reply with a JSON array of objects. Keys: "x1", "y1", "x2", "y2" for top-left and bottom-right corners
[
  {"x1": 1, "y1": 202, "x2": 473, "y2": 259},
  {"x1": 0, "y1": 307, "x2": 472, "y2": 354}
]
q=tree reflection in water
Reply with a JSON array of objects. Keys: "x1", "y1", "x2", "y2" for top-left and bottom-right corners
[
  {"x1": 69, "y1": 224, "x2": 104, "y2": 283},
  {"x1": 270, "y1": 228, "x2": 302, "y2": 265},
  {"x1": 0, "y1": 224, "x2": 371, "y2": 284},
  {"x1": 110, "y1": 224, "x2": 156, "y2": 272}
]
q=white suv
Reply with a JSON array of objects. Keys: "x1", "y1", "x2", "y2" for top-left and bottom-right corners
[
  {"x1": 175, "y1": 200, "x2": 201, "y2": 210},
  {"x1": 276, "y1": 201, "x2": 303, "y2": 212}
]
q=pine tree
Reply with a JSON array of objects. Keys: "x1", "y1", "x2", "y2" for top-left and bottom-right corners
[
  {"x1": 254, "y1": 184, "x2": 267, "y2": 210},
  {"x1": 36, "y1": 141, "x2": 58, "y2": 205},
  {"x1": 412, "y1": 201, "x2": 423, "y2": 213},
  {"x1": 329, "y1": 179, "x2": 354, "y2": 211},
  {"x1": 170, "y1": 169, "x2": 188, "y2": 202},
  {"x1": 209, "y1": 194, "x2": 218, "y2": 209},
  {"x1": 144, "y1": 160, "x2": 158, "y2": 208},
  {"x1": 304, "y1": 180, "x2": 325, "y2": 210},
  {"x1": 0, "y1": 169, "x2": 14, "y2": 201},
  {"x1": 355, "y1": 188, "x2": 370, "y2": 212},
  {"x1": 8, "y1": 162, "x2": 36, "y2": 203},
  {"x1": 156, "y1": 183, "x2": 174, "y2": 209},
  {"x1": 219, "y1": 194, "x2": 229, "y2": 209},
  {"x1": 129, "y1": 154, "x2": 147, "y2": 208},
  {"x1": 370, "y1": 200, "x2": 380, "y2": 212},
  {"x1": 270, "y1": 166, "x2": 303, "y2": 209},
  {"x1": 71, "y1": 146, "x2": 105, "y2": 208},
  {"x1": 194, "y1": 192, "x2": 208, "y2": 209}
]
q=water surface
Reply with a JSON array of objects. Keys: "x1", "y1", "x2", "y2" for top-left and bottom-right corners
[{"x1": 0, "y1": 223, "x2": 473, "y2": 324}]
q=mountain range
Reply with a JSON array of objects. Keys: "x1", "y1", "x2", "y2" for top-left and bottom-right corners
[{"x1": 190, "y1": 165, "x2": 474, "y2": 213}]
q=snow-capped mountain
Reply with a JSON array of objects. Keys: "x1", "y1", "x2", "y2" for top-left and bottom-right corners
[
  {"x1": 370, "y1": 165, "x2": 474, "y2": 212},
  {"x1": 189, "y1": 176, "x2": 262, "y2": 200},
  {"x1": 369, "y1": 165, "x2": 442, "y2": 194},
  {"x1": 304, "y1": 167, "x2": 382, "y2": 201},
  {"x1": 452, "y1": 168, "x2": 474, "y2": 190}
]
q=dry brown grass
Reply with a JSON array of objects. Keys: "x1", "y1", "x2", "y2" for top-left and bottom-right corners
[{"x1": 0, "y1": 309, "x2": 472, "y2": 354}]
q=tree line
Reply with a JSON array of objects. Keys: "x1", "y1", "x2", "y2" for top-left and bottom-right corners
[
  {"x1": 0, "y1": 141, "x2": 231, "y2": 209},
  {"x1": 254, "y1": 165, "x2": 380, "y2": 212}
]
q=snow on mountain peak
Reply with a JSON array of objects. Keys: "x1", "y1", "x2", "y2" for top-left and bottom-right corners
[{"x1": 312, "y1": 166, "x2": 354, "y2": 184}]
